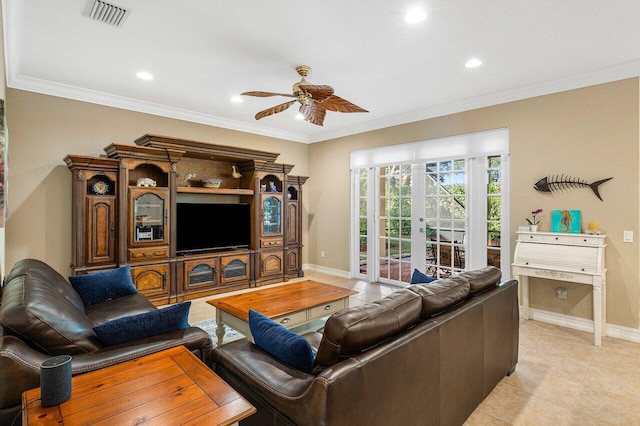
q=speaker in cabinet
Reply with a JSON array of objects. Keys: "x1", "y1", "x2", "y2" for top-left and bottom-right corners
[{"x1": 40, "y1": 355, "x2": 72, "y2": 407}]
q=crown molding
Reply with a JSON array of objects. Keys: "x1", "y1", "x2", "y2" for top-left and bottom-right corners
[
  {"x1": 6, "y1": 73, "x2": 311, "y2": 143},
  {"x1": 307, "y1": 60, "x2": 640, "y2": 143},
  {"x1": 6, "y1": 60, "x2": 640, "y2": 145}
]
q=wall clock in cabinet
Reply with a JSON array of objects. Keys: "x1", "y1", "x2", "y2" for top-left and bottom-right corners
[{"x1": 64, "y1": 155, "x2": 119, "y2": 274}]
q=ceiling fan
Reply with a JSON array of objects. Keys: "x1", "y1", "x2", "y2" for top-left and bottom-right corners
[{"x1": 242, "y1": 65, "x2": 368, "y2": 126}]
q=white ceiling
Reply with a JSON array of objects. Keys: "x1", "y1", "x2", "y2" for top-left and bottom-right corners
[{"x1": 5, "y1": 0, "x2": 640, "y2": 143}]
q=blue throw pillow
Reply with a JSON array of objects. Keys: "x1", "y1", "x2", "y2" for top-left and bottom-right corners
[
  {"x1": 410, "y1": 268, "x2": 436, "y2": 284},
  {"x1": 93, "y1": 302, "x2": 191, "y2": 346},
  {"x1": 69, "y1": 265, "x2": 137, "y2": 306},
  {"x1": 248, "y1": 309, "x2": 315, "y2": 373}
]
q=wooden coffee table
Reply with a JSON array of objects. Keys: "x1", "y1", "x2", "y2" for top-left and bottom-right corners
[
  {"x1": 21, "y1": 345, "x2": 255, "y2": 425},
  {"x1": 207, "y1": 280, "x2": 357, "y2": 345}
]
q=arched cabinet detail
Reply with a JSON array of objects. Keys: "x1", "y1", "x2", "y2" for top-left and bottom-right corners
[{"x1": 131, "y1": 263, "x2": 170, "y2": 301}]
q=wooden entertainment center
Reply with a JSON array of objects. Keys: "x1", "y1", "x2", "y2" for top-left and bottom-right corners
[{"x1": 64, "y1": 134, "x2": 307, "y2": 305}]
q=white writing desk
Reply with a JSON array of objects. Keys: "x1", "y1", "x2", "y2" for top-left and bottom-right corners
[{"x1": 512, "y1": 231, "x2": 606, "y2": 346}]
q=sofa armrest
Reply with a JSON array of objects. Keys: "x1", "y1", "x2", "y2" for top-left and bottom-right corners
[
  {"x1": 0, "y1": 326, "x2": 212, "y2": 422},
  {"x1": 71, "y1": 326, "x2": 213, "y2": 373},
  {"x1": 213, "y1": 338, "x2": 365, "y2": 426},
  {"x1": 213, "y1": 339, "x2": 316, "y2": 398},
  {"x1": 0, "y1": 335, "x2": 51, "y2": 411}
]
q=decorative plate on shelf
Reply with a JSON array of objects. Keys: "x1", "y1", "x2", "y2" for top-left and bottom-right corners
[{"x1": 92, "y1": 181, "x2": 109, "y2": 195}]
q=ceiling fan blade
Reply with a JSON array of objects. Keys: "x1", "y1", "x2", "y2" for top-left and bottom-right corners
[
  {"x1": 242, "y1": 91, "x2": 296, "y2": 98},
  {"x1": 298, "y1": 85, "x2": 334, "y2": 102},
  {"x1": 255, "y1": 100, "x2": 297, "y2": 120},
  {"x1": 318, "y1": 95, "x2": 369, "y2": 113},
  {"x1": 299, "y1": 103, "x2": 326, "y2": 126}
]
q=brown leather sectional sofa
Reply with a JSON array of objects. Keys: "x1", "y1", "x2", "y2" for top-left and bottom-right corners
[
  {"x1": 0, "y1": 258, "x2": 213, "y2": 424},
  {"x1": 213, "y1": 266, "x2": 519, "y2": 426}
]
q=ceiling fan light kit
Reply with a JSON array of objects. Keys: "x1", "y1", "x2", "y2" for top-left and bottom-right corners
[{"x1": 242, "y1": 65, "x2": 368, "y2": 126}]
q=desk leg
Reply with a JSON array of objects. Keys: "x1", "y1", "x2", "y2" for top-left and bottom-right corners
[
  {"x1": 593, "y1": 284, "x2": 602, "y2": 347},
  {"x1": 602, "y1": 277, "x2": 607, "y2": 339},
  {"x1": 520, "y1": 275, "x2": 530, "y2": 320}
]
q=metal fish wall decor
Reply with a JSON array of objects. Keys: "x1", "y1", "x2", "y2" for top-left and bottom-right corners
[{"x1": 533, "y1": 175, "x2": 613, "y2": 201}]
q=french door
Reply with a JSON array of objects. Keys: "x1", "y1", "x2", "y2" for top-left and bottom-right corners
[
  {"x1": 419, "y1": 159, "x2": 468, "y2": 279},
  {"x1": 351, "y1": 129, "x2": 510, "y2": 286}
]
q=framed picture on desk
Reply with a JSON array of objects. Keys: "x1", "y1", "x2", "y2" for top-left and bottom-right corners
[{"x1": 551, "y1": 209, "x2": 581, "y2": 233}]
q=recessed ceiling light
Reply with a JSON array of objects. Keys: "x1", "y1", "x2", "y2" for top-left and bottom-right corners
[
  {"x1": 404, "y1": 7, "x2": 427, "y2": 23},
  {"x1": 136, "y1": 71, "x2": 153, "y2": 80},
  {"x1": 295, "y1": 113, "x2": 304, "y2": 120},
  {"x1": 464, "y1": 58, "x2": 483, "y2": 68},
  {"x1": 230, "y1": 95, "x2": 243, "y2": 103}
]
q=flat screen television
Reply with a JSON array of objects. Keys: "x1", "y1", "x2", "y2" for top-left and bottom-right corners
[{"x1": 176, "y1": 202, "x2": 251, "y2": 255}]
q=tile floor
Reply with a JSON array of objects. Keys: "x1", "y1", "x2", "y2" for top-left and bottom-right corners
[{"x1": 188, "y1": 271, "x2": 640, "y2": 426}]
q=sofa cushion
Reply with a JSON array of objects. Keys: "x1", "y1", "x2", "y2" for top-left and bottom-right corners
[
  {"x1": 249, "y1": 310, "x2": 315, "y2": 373},
  {"x1": 93, "y1": 301, "x2": 190, "y2": 346},
  {"x1": 458, "y1": 266, "x2": 502, "y2": 295},
  {"x1": 84, "y1": 293, "x2": 156, "y2": 327},
  {"x1": 69, "y1": 265, "x2": 138, "y2": 306},
  {"x1": 0, "y1": 260, "x2": 102, "y2": 355},
  {"x1": 410, "y1": 268, "x2": 436, "y2": 284},
  {"x1": 408, "y1": 275, "x2": 470, "y2": 319},
  {"x1": 93, "y1": 302, "x2": 191, "y2": 346},
  {"x1": 315, "y1": 289, "x2": 422, "y2": 369}
]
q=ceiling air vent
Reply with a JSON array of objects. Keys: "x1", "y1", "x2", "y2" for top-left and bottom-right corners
[{"x1": 83, "y1": 0, "x2": 130, "y2": 28}]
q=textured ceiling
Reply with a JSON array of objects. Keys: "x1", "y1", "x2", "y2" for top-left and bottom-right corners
[{"x1": 5, "y1": 0, "x2": 640, "y2": 143}]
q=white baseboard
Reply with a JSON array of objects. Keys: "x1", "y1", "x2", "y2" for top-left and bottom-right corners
[
  {"x1": 605, "y1": 323, "x2": 640, "y2": 343},
  {"x1": 303, "y1": 263, "x2": 351, "y2": 279},
  {"x1": 520, "y1": 306, "x2": 640, "y2": 344}
]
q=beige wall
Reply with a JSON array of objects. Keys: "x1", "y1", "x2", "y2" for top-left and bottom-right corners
[
  {"x1": 5, "y1": 89, "x2": 310, "y2": 277},
  {"x1": 0, "y1": 8, "x2": 6, "y2": 278},
  {"x1": 308, "y1": 78, "x2": 640, "y2": 329},
  {"x1": 5, "y1": 79, "x2": 640, "y2": 330}
]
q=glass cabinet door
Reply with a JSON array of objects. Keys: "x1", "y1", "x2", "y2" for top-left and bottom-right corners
[
  {"x1": 262, "y1": 195, "x2": 282, "y2": 235},
  {"x1": 132, "y1": 190, "x2": 166, "y2": 243}
]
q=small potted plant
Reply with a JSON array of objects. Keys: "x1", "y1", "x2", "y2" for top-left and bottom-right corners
[{"x1": 526, "y1": 209, "x2": 543, "y2": 231}]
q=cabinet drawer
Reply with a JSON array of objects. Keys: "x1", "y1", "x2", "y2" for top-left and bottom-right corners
[
  {"x1": 309, "y1": 298, "x2": 347, "y2": 319},
  {"x1": 571, "y1": 235, "x2": 601, "y2": 245},
  {"x1": 261, "y1": 238, "x2": 283, "y2": 248},
  {"x1": 520, "y1": 233, "x2": 544, "y2": 242},
  {"x1": 544, "y1": 234, "x2": 572, "y2": 244},
  {"x1": 272, "y1": 310, "x2": 307, "y2": 327},
  {"x1": 129, "y1": 246, "x2": 169, "y2": 261}
]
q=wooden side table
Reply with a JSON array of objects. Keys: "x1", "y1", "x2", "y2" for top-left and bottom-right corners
[{"x1": 22, "y1": 345, "x2": 255, "y2": 425}]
